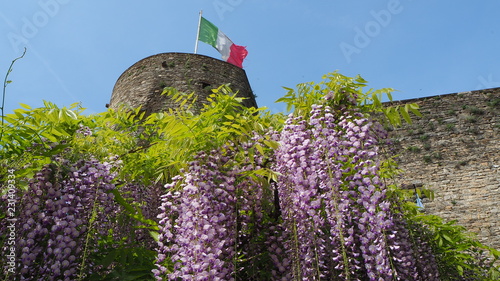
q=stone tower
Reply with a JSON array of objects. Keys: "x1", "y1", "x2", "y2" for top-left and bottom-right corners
[{"x1": 109, "y1": 53, "x2": 257, "y2": 115}]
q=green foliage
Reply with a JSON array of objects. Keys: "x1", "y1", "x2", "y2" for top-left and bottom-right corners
[
  {"x1": 0, "y1": 101, "x2": 86, "y2": 186},
  {"x1": 1, "y1": 71, "x2": 498, "y2": 280},
  {"x1": 0, "y1": 84, "x2": 282, "y2": 186},
  {"x1": 413, "y1": 214, "x2": 500, "y2": 280},
  {"x1": 276, "y1": 71, "x2": 421, "y2": 127},
  {"x1": 87, "y1": 237, "x2": 157, "y2": 280}
]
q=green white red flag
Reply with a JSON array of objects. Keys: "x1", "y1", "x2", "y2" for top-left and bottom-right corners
[{"x1": 197, "y1": 16, "x2": 248, "y2": 68}]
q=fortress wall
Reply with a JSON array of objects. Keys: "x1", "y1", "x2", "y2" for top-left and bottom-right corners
[
  {"x1": 110, "y1": 53, "x2": 257, "y2": 115},
  {"x1": 109, "y1": 53, "x2": 500, "y2": 249},
  {"x1": 385, "y1": 88, "x2": 500, "y2": 248}
]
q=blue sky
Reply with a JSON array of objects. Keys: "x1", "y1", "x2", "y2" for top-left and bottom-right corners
[{"x1": 1, "y1": 1, "x2": 499, "y2": 115}]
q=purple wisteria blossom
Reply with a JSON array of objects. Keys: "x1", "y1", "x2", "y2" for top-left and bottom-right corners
[
  {"x1": 154, "y1": 142, "x2": 264, "y2": 279},
  {"x1": 12, "y1": 159, "x2": 116, "y2": 280},
  {"x1": 273, "y1": 103, "x2": 395, "y2": 280},
  {"x1": 387, "y1": 212, "x2": 441, "y2": 281},
  {"x1": 153, "y1": 100, "x2": 445, "y2": 280}
]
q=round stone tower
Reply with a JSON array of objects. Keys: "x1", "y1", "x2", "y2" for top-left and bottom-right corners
[{"x1": 109, "y1": 53, "x2": 257, "y2": 115}]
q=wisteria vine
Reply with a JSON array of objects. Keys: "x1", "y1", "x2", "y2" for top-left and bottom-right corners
[
  {"x1": 272, "y1": 103, "x2": 394, "y2": 280},
  {"x1": 2, "y1": 83, "x2": 495, "y2": 279},
  {"x1": 154, "y1": 134, "x2": 276, "y2": 280},
  {"x1": 14, "y1": 158, "x2": 116, "y2": 280},
  {"x1": 152, "y1": 100, "x2": 446, "y2": 280}
]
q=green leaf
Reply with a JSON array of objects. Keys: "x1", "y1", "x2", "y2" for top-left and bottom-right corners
[
  {"x1": 384, "y1": 107, "x2": 401, "y2": 126},
  {"x1": 400, "y1": 105, "x2": 412, "y2": 124},
  {"x1": 99, "y1": 250, "x2": 118, "y2": 268},
  {"x1": 255, "y1": 144, "x2": 265, "y2": 155},
  {"x1": 110, "y1": 189, "x2": 136, "y2": 214},
  {"x1": 438, "y1": 237, "x2": 443, "y2": 247},
  {"x1": 149, "y1": 231, "x2": 159, "y2": 242},
  {"x1": 43, "y1": 133, "x2": 58, "y2": 142},
  {"x1": 231, "y1": 123, "x2": 242, "y2": 130},
  {"x1": 110, "y1": 189, "x2": 158, "y2": 229},
  {"x1": 64, "y1": 108, "x2": 78, "y2": 120},
  {"x1": 263, "y1": 140, "x2": 279, "y2": 149},
  {"x1": 19, "y1": 103, "x2": 31, "y2": 109},
  {"x1": 372, "y1": 93, "x2": 382, "y2": 107},
  {"x1": 409, "y1": 103, "x2": 422, "y2": 117},
  {"x1": 51, "y1": 127, "x2": 68, "y2": 136},
  {"x1": 442, "y1": 233, "x2": 453, "y2": 243}
]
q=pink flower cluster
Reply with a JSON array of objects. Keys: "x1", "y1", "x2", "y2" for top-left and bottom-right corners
[{"x1": 155, "y1": 151, "x2": 239, "y2": 280}]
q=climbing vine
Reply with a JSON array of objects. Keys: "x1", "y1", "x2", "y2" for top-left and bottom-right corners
[{"x1": 0, "y1": 70, "x2": 498, "y2": 280}]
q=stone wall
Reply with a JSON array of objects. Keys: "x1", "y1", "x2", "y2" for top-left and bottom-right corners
[
  {"x1": 386, "y1": 88, "x2": 500, "y2": 249},
  {"x1": 109, "y1": 53, "x2": 500, "y2": 249},
  {"x1": 109, "y1": 53, "x2": 257, "y2": 115}
]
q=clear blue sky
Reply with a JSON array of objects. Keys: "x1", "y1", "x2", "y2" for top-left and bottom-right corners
[{"x1": 1, "y1": 1, "x2": 499, "y2": 115}]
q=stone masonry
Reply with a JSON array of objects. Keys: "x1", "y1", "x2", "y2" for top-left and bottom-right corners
[
  {"x1": 385, "y1": 88, "x2": 500, "y2": 249},
  {"x1": 110, "y1": 53, "x2": 499, "y2": 250},
  {"x1": 109, "y1": 53, "x2": 257, "y2": 115}
]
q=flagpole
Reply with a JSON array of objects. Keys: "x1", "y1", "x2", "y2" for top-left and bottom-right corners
[{"x1": 194, "y1": 10, "x2": 203, "y2": 54}]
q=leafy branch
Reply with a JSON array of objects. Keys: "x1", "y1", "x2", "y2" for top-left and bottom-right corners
[{"x1": 276, "y1": 71, "x2": 422, "y2": 127}]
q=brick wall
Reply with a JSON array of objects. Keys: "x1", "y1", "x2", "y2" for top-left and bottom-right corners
[{"x1": 386, "y1": 88, "x2": 500, "y2": 249}]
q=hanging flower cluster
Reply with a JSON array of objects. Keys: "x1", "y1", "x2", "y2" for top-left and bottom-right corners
[
  {"x1": 272, "y1": 102, "x2": 443, "y2": 280},
  {"x1": 273, "y1": 104, "x2": 394, "y2": 280},
  {"x1": 387, "y1": 213, "x2": 441, "y2": 280},
  {"x1": 154, "y1": 136, "x2": 275, "y2": 280},
  {"x1": 152, "y1": 101, "x2": 447, "y2": 280},
  {"x1": 13, "y1": 159, "x2": 116, "y2": 280}
]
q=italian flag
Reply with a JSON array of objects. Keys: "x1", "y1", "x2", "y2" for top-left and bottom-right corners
[{"x1": 198, "y1": 17, "x2": 248, "y2": 68}]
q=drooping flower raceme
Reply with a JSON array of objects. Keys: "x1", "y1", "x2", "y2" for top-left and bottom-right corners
[
  {"x1": 273, "y1": 104, "x2": 395, "y2": 280},
  {"x1": 154, "y1": 135, "x2": 277, "y2": 280},
  {"x1": 156, "y1": 150, "x2": 239, "y2": 280},
  {"x1": 14, "y1": 159, "x2": 116, "y2": 280},
  {"x1": 386, "y1": 212, "x2": 441, "y2": 281}
]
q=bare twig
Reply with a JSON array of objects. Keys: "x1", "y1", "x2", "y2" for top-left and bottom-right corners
[{"x1": 1, "y1": 47, "x2": 27, "y2": 141}]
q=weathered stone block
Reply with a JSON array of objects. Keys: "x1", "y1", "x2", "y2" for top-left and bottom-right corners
[
  {"x1": 386, "y1": 88, "x2": 500, "y2": 249},
  {"x1": 109, "y1": 53, "x2": 257, "y2": 115}
]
